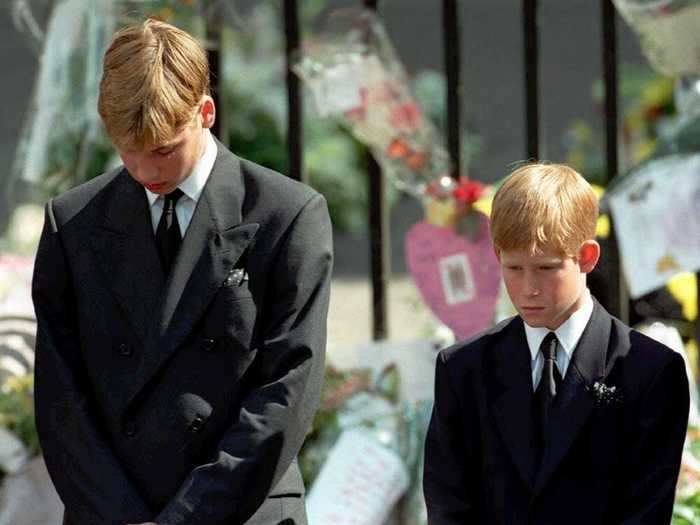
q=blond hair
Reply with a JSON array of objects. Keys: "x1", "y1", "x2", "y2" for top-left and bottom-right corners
[
  {"x1": 490, "y1": 163, "x2": 598, "y2": 257},
  {"x1": 98, "y1": 18, "x2": 210, "y2": 150}
]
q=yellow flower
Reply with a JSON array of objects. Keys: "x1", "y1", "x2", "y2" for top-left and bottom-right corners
[{"x1": 668, "y1": 273, "x2": 698, "y2": 321}]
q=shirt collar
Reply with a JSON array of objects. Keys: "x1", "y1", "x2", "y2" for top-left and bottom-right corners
[
  {"x1": 145, "y1": 129, "x2": 217, "y2": 207},
  {"x1": 524, "y1": 289, "x2": 594, "y2": 363}
]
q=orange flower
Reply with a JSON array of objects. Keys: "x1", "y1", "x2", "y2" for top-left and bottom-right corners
[{"x1": 386, "y1": 138, "x2": 411, "y2": 159}]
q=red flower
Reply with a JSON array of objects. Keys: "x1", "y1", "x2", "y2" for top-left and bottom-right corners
[{"x1": 452, "y1": 177, "x2": 484, "y2": 205}]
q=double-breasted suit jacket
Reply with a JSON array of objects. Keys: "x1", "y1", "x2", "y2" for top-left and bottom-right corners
[
  {"x1": 32, "y1": 142, "x2": 333, "y2": 525},
  {"x1": 424, "y1": 300, "x2": 690, "y2": 524}
]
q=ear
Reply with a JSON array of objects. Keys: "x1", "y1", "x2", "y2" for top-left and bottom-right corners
[
  {"x1": 577, "y1": 240, "x2": 600, "y2": 274},
  {"x1": 198, "y1": 95, "x2": 216, "y2": 130}
]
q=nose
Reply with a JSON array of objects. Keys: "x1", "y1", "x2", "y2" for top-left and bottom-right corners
[
  {"x1": 133, "y1": 160, "x2": 160, "y2": 183},
  {"x1": 523, "y1": 272, "x2": 540, "y2": 297}
]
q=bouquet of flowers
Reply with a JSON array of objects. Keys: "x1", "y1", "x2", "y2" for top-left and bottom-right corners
[{"x1": 293, "y1": 7, "x2": 450, "y2": 196}]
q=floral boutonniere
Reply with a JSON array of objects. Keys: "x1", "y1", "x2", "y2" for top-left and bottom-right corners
[{"x1": 587, "y1": 381, "x2": 624, "y2": 407}]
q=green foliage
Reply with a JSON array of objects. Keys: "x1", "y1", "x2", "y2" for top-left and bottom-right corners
[
  {"x1": 564, "y1": 64, "x2": 675, "y2": 185},
  {"x1": 304, "y1": 122, "x2": 371, "y2": 233},
  {"x1": 0, "y1": 375, "x2": 39, "y2": 458}
]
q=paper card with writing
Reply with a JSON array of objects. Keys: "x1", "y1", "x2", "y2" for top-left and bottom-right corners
[
  {"x1": 608, "y1": 154, "x2": 700, "y2": 298},
  {"x1": 307, "y1": 428, "x2": 409, "y2": 525},
  {"x1": 405, "y1": 212, "x2": 501, "y2": 339}
]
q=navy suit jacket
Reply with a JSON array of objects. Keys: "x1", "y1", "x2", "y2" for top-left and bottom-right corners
[
  {"x1": 423, "y1": 300, "x2": 689, "y2": 524},
  {"x1": 32, "y1": 142, "x2": 332, "y2": 525}
]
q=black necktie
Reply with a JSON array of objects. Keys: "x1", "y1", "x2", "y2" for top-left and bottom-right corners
[
  {"x1": 534, "y1": 332, "x2": 563, "y2": 450},
  {"x1": 155, "y1": 189, "x2": 184, "y2": 274}
]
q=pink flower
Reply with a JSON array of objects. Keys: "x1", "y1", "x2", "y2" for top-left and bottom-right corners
[{"x1": 389, "y1": 102, "x2": 422, "y2": 130}]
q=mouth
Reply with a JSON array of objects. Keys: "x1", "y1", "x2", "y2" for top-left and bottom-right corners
[
  {"x1": 521, "y1": 306, "x2": 545, "y2": 313},
  {"x1": 145, "y1": 182, "x2": 166, "y2": 191}
]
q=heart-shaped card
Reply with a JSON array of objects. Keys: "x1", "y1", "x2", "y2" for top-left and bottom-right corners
[{"x1": 405, "y1": 212, "x2": 501, "y2": 340}]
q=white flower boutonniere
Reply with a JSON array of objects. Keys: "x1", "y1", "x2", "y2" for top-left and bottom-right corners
[{"x1": 587, "y1": 381, "x2": 624, "y2": 407}]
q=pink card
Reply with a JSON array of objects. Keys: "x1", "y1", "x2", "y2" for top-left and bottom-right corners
[{"x1": 405, "y1": 212, "x2": 501, "y2": 340}]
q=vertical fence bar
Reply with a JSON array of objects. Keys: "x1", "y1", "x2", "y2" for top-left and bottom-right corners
[
  {"x1": 523, "y1": 0, "x2": 539, "y2": 160},
  {"x1": 364, "y1": 0, "x2": 389, "y2": 340},
  {"x1": 443, "y1": 0, "x2": 462, "y2": 180},
  {"x1": 601, "y1": 0, "x2": 629, "y2": 323},
  {"x1": 284, "y1": 0, "x2": 304, "y2": 183}
]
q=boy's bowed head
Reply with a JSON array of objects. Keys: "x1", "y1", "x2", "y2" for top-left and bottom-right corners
[
  {"x1": 490, "y1": 163, "x2": 601, "y2": 330},
  {"x1": 98, "y1": 18, "x2": 215, "y2": 196}
]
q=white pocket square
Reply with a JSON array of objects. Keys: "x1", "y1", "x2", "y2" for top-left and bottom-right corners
[{"x1": 225, "y1": 268, "x2": 248, "y2": 287}]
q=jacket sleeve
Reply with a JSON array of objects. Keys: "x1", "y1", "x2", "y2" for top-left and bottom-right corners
[
  {"x1": 156, "y1": 193, "x2": 333, "y2": 525},
  {"x1": 423, "y1": 351, "x2": 476, "y2": 524},
  {"x1": 619, "y1": 350, "x2": 689, "y2": 524},
  {"x1": 32, "y1": 201, "x2": 154, "y2": 524}
]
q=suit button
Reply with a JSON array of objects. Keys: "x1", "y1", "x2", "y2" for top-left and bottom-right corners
[
  {"x1": 118, "y1": 342, "x2": 133, "y2": 356},
  {"x1": 202, "y1": 338, "x2": 216, "y2": 352},
  {"x1": 124, "y1": 422, "x2": 137, "y2": 437},
  {"x1": 189, "y1": 416, "x2": 205, "y2": 433}
]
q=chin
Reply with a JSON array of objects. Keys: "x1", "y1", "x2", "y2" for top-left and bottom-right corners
[
  {"x1": 520, "y1": 312, "x2": 558, "y2": 330},
  {"x1": 519, "y1": 314, "x2": 544, "y2": 327}
]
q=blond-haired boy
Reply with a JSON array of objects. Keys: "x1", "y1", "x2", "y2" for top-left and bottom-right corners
[
  {"x1": 32, "y1": 18, "x2": 332, "y2": 525},
  {"x1": 423, "y1": 163, "x2": 689, "y2": 524}
]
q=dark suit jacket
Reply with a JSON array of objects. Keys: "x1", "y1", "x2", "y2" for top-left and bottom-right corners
[
  {"x1": 423, "y1": 300, "x2": 690, "y2": 524},
  {"x1": 32, "y1": 142, "x2": 333, "y2": 525}
]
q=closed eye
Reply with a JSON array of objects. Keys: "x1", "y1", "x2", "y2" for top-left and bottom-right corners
[{"x1": 153, "y1": 142, "x2": 181, "y2": 156}]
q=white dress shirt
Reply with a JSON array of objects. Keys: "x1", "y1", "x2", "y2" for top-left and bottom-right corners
[
  {"x1": 524, "y1": 290, "x2": 594, "y2": 390},
  {"x1": 145, "y1": 129, "x2": 217, "y2": 235}
]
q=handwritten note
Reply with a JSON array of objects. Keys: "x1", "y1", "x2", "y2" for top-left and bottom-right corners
[
  {"x1": 307, "y1": 428, "x2": 409, "y2": 525},
  {"x1": 607, "y1": 154, "x2": 700, "y2": 298}
]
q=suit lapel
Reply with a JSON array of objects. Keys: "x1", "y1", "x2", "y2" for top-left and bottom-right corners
[
  {"x1": 532, "y1": 299, "x2": 611, "y2": 496},
  {"x1": 89, "y1": 171, "x2": 165, "y2": 342},
  {"x1": 490, "y1": 318, "x2": 538, "y2": 489},
  {"x1": 122, "y1": 144, "x2": 260, "y2": 409}
]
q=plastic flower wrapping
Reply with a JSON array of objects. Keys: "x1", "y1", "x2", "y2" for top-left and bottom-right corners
[
  {"x1": 293, "y1": 8, "x2": 451, "y2": 197},
  {"x1": 612, "y1": 0, "x2": 700, "y2": 77}
]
